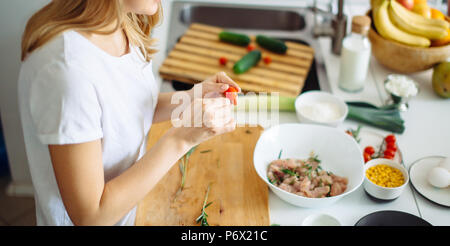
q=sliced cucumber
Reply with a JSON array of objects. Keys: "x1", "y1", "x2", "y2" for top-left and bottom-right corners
[
  {"x1": 219, "y1": 31, "x2": 251, "y2": 46},
  {"x1": 256, "y1": 35, "x2": 287, "y2": 54},
  {"x1": 233, "y1": 50, "x2": 261, "y2": 74}
]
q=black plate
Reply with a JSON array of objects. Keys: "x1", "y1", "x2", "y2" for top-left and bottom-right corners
[{"x1": 355, "y1": 211, "x2": 432, "y2": 226}]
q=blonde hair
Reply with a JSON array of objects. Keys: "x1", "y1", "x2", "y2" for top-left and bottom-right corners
[{"x1": 21, "y1": 0, "x2": 162, "y2": 61}]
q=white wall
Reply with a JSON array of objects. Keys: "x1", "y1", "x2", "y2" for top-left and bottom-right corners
[{"x1": 0, "y1": 0, "x2": 50, "y2": 195}]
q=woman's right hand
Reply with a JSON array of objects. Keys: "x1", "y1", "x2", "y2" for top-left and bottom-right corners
[{"x1": 172, "y1": 97, "x2": 235, "y2": 147}]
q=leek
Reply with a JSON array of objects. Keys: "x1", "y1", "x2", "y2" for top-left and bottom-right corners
[
  {"x1": 235, "y1": 95, "x2": 296, "y2": 112},
  {"x1": 346, "y1": 102, "x2": 405, "y2": 134}
]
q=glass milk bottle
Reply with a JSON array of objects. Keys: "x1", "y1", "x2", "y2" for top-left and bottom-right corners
[{"x1": 338, "y1": 16, "x2": 371, "y2": 92}]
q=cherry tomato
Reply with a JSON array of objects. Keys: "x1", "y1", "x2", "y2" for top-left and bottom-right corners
[
  {"x1": 219, "y1": 57, "x2": 228, "y2": 66},
  {"x1": 384, "y1": 149, "x2": 396, "y2": 158},
  {"x1": 364, "y1": 146, "x2": 375, "y2": 156},
  {"x1": 224, "y1": 87, "x2": 238, "y2": 105},
  {"x1": 364, "y1": 152, "x2": 372, "y2": 163},
  {"x1": 386, "y1": 142, "x2": 397, "y2": 152},
  {"x1": 263, "y1": 56, "x2": 272, "y2": 65},
  {"x1": 385, "y1": 134, "x2": 396, "y2": 144},
  {"x1": 247, "y1": 44, "x2": 255, "y2": 52}
]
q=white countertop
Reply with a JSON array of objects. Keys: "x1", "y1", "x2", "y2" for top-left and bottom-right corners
[{"x1": 153, "y1": 0, "x2": 450, "y2": 226}]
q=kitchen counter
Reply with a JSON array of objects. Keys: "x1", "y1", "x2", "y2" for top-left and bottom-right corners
[{"x1": 152, "y1": 0, "x2": 449, "y2": 226}]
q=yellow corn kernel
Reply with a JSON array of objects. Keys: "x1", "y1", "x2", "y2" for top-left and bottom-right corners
[{"x1": 366, "y1": 164, "x2": 404, "y2": 188}]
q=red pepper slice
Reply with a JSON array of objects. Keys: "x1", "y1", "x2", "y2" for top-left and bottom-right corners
[{"x1": 224, "y1": 87, "x2": 238, "y2": 105}]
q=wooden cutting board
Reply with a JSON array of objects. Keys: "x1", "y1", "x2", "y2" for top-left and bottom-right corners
[
  {"x1": 135, "y1": 121, "x2": 269, "y2": 226},
  {"x1": 159, "y1": 23, "x2": 315, "y2": 97}
]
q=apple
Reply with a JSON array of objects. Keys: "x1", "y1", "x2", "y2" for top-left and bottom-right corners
[{"x1": 396, "y1": 0, "x2": 414, "y2": 10}]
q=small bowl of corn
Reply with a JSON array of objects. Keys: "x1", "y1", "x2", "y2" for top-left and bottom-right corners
[{"x1": 363, "y1": 158, "x2": 409, "y2": 201}]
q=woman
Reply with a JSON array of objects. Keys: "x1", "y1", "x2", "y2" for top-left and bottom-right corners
[{"x1": 18, "y1": 0, "x2": 239, "y2": 226}]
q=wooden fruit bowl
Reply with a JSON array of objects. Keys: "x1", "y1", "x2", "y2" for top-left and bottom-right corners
[{"x1": 367, "y1": 10, "x2": 450, "y2": 73}]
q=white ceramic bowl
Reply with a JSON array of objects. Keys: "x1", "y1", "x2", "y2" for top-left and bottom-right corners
[
  {"x1": 302, "y1": 214, "x2": 341, "y2": 226},
  {"x1": 295, "y1": 91, "x2": 348, "y2": 127},
  {"x1": 363, "y1": 158, "x2": 409, "y2": 200},
  {"x1": 253, "y1": 123, "x2": 365, "y2": 208}
]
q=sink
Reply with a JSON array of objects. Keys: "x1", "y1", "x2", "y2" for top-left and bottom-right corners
[
  {"x1": 179, "y1": 6, "x2": 306, "y2": 31},
  {"x1": 165, "y1": 1, "x2": 331, "y2": 93}
]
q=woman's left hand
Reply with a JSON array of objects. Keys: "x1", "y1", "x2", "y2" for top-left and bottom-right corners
[{"x1": 189, "y1": 71, "x2": 241, "y2": 99}]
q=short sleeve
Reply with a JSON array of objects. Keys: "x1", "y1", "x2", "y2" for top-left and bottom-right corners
[{"x1": 29, "y1": 62, "x2": 103, "y2": 145}]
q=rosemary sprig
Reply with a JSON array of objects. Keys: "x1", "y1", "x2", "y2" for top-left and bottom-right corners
[
  {"x1": 179, "y1": 146, "x2": 197, "y2": 190},
  {"x1": 309, "y1": 154, "x2": 321, "y2": 163},
  {"x1": 373, "y1": 139, "x2": 386, "y2": 159},
  {"x1": 196, "y1": 184, "x2": 212, "y2": 226},
  {"x1": 347, "y1": 125, "x2": 363, "y2": 143},
  {"x1": 281, "y1": 168, "x2": 297, "y2": 177}
]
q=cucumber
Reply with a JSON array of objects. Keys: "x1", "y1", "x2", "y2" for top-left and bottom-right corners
[
  {"x1": 219, "y1": 31, "x2": 251, "y2": 46},
  {"x1": 256, "y1": 35, "x2": 287, "y2": 54},
  {"x1": 233, "y1": 50, "x2": 261, "y2": 74}
]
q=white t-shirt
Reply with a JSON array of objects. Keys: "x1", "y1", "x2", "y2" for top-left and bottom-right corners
[{"x1": 17, "y1": 30, "x2": 159, "y2": 226}]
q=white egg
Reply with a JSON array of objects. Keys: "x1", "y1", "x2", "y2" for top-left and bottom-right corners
[
  {"x1": 427, "y1": 167, "x2": 450, "y2": 188},
  {"x1": 438, "y1": 157, "x2": 450, "y2": 171}
]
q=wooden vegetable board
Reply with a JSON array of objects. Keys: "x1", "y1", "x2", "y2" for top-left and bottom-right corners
[
  {"x1": 159, "y1": 23, "x2": 315, "y2": 97},
  {"x1": 135, "y1": 121, "x2": 269, "y2": 226}
]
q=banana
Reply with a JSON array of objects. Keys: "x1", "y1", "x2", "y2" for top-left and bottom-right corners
[
  {"x1": 389, "y1": 1, "x2": 448, "y2": 40},
  {"x1": 373, "y1": 0, "x2": 430, "y2": 47},
  {"x1": 390, "y1": 0, "x2": 449, "y2": 30}
]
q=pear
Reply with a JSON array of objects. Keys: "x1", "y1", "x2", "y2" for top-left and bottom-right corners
[{"x1": 432, "y1": 61, "x2": 450, "y2": 98}]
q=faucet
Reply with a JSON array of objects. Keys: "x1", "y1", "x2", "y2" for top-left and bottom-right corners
[{"x1": 309, "y1": 0, "x2": 347, "y2": 55}]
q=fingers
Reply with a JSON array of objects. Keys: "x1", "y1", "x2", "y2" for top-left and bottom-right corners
[
  {"x1": 204, "y1": 83, "x2": 229, "y2": 97},
  {"x1": 209, "y1": 118, "x2": 236, "y2": 136},
  {"x1": 210, "y1": 71, "x2": 241, "y2": 92},
  {"x1": 203, "y1": 98, "x2": 235, "y2": 130}
]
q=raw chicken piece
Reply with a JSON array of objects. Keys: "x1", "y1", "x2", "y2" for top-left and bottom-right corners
[
  {"x1": 268, "y1": 164, "x2": 284, "y2": 180},
  {"x1": 267, "y1": 155, "x2": 348, "y2": 198},
  {"x1": 330, "y1": 182, "x2": 346, "y2": 197},
  {"x1": 316, "y1": 174, "x2": 333, "y2": 186},
  {"x1": 299, "y1": 177, "x2": 312, "y2": 193},
  {"x1": 331, "y1": 174, "x2": 348, "y2": 185},
  {"x1": 279, "y1": 183, "x2": 294, "y2": 193},
  {"x1": 271, "y1": 159, "x2": 298, "y2": 169},
  {"x1": 309, "y1": 186, "x2": 331, "y2": 198}
]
